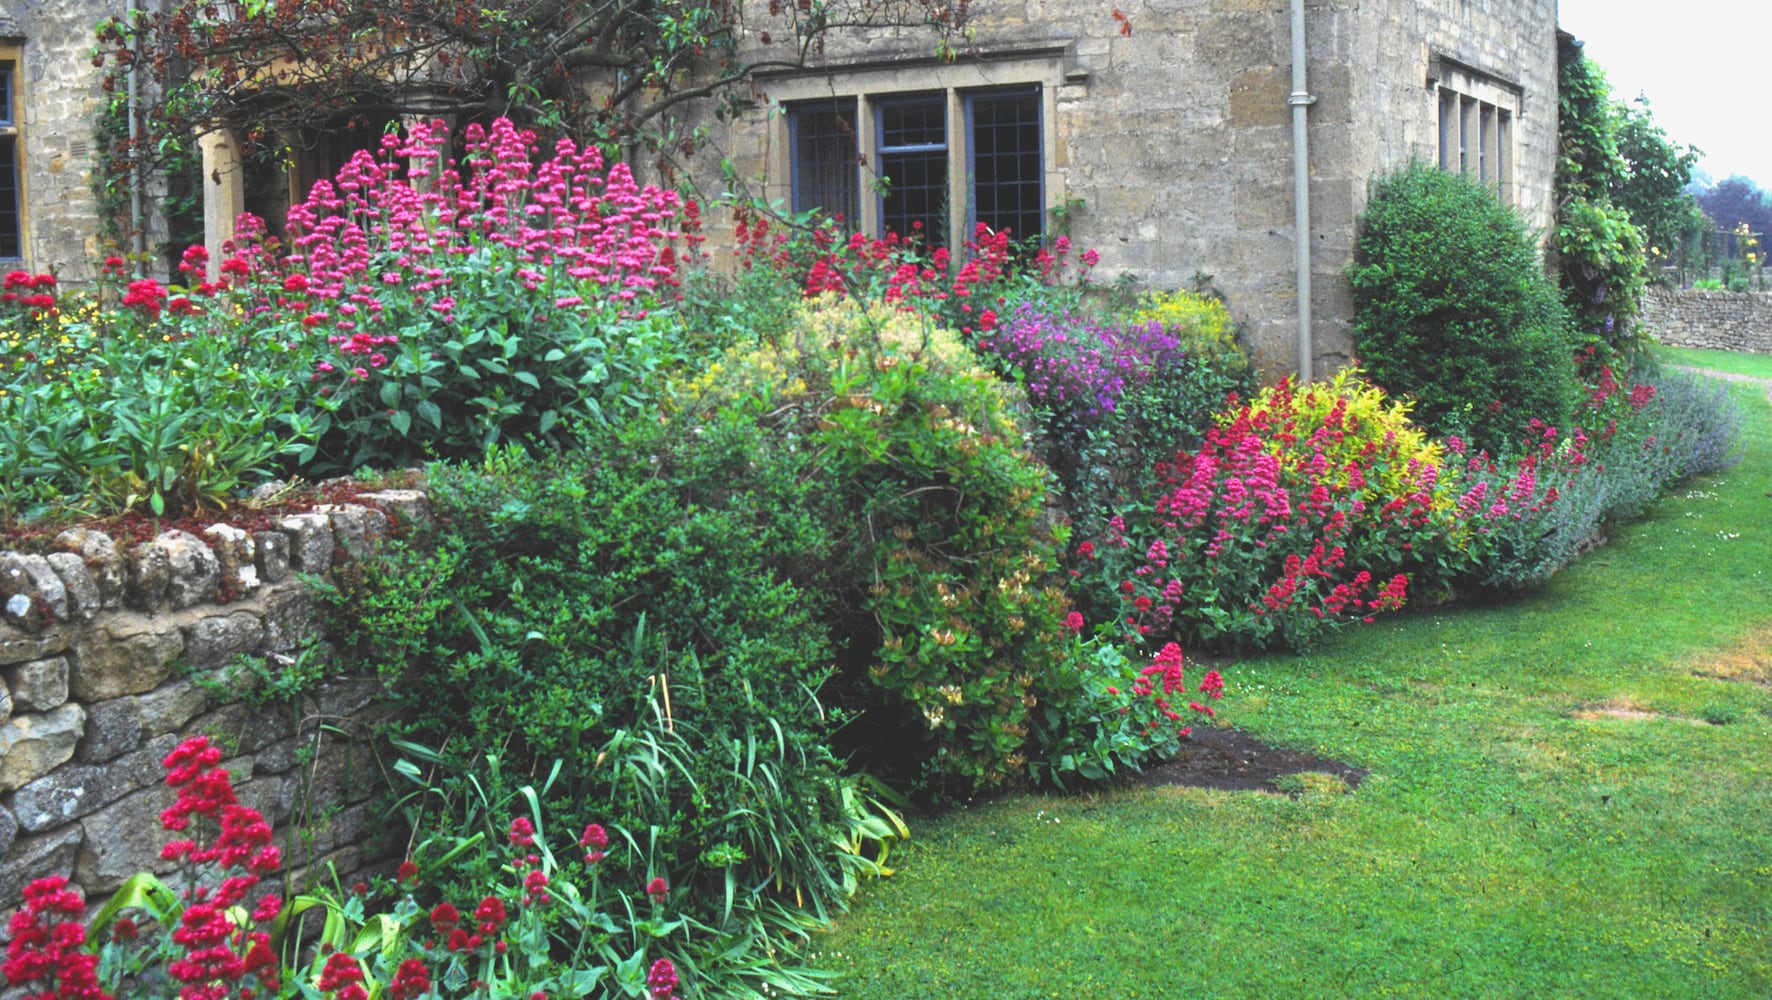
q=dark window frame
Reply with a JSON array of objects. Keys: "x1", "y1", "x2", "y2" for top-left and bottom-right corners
[
  {"x1": 787, "y1": 98, "x2": 861, "y2": 225},
  {"x1": 963, "y1": 86, "x2": 1044, "y2": 246},
  {"x1": 0, "y1": 62, "x2": 21, "y2": 260},
  {"x1": 875, "y1": 93, "x2": 950, "y2": 249}
]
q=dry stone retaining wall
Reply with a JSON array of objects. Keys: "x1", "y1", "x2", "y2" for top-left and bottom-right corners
[
  {"x1": 1642, "y1": 285, "x2": 1772, "y2": 354},
  {"x1": 0, "y1": 489, "x2": 433, "y2": 912}
]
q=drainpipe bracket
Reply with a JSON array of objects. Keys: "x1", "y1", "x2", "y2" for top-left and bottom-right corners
[{"x1": 1288, "y1": 91, "x2": 1318, "y2": 108}]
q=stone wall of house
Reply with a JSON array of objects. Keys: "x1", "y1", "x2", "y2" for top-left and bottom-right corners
[
  {"x1": 1642, "y1": 285, "x2": 1772, "y2": 354},
  {"x1": 1338, "y1": 0, "x2": 1561, "y2": 368},
  {"x1": 667, "y1": 0, "x2": 1560, "y2": 379},
  {"x1": 0, "y1": 489, "x2": 432, "y2": 912},
  {"x1": 2, "y1": 0, "x2": 112, "y2": 283}
]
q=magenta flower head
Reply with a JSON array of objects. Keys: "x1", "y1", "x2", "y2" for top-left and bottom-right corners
[
  {"x1": 646, "y1": 877, "x2": 669, "y2": 903},
  {"x1": 508, "y1": 816, "x2": 536, "y2": 847},
  {"x1": 1198, "y1": 670, "x2": 1226, "y2": 700},
  {"x1": 580, "y1": 823, "x2": 610, "y2": 864},
  {"x1": 473, "y1": 896, "x2": 507, "y2": 935},
  {"x1": 646, "y1": 958, "x2": 682, "y2": 1000}
]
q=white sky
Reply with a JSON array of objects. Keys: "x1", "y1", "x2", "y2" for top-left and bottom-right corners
[{"x1": 1557, "y1": 0, "x2": 1772, "y2": 187}]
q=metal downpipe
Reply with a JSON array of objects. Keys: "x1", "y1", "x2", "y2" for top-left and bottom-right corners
[
  {"x1": 126, "y1": 0, "x2": 146, "y2": 266},
  {"x1": 1289, "y1": 0, "x2": 1316, "y2": 381}
]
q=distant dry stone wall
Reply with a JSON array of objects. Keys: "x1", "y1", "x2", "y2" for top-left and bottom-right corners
[
  {"x1": 1642, "y1": 286, "x2": 1772, "y2": 354},
  {"x1": 0, "y1": 490, "x2": 432, "y2": 911}
]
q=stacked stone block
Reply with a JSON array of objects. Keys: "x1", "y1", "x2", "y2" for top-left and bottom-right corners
[
  {"x1": 0, "y1": 490, "x2": 430, "y2": 911},
  {"x1": 1642, "y1": 286, "x2": 1772, "y2": 355}
]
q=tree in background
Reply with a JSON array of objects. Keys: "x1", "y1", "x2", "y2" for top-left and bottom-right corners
[
  {"x1": 1695, "y1": 177, "x2": 1772, "y2": 255},
  {"x1": 1613, "y1": 98, "x2": 1707, "y2": 280}
]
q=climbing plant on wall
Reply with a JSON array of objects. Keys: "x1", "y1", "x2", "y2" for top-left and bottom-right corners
[
  {"x1": 1555, "y1": 36, "x2": 1647, "y2": 362},
  {"x1": 91, "y1": 0, "x2": 974, "y2": 205}
]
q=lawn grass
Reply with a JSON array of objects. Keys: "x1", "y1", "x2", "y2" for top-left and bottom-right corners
[
  {"x1": 821, "y1": 377, "x2": 1772, "y2": 998},
  {"x1": 1654, "y1": 343, "x2": 1772, "y2": 380}
]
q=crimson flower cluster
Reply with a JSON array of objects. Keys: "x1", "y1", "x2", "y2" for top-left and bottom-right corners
[
  {"x1": 580, "y1": 822, "x2": 610, "y2": 865},
  {"x1": 3, "y1": 737, "x2": 285, "y2": 1000},
  {"x1": 647, "y1": 957, "x2": 682, "y2": 1000},
  {"x1": 316, "y1": 951, "x2": 368, "y2": 1000},
  {"x1": 249, "y1": 116, "x2": 697, "y2": 376},
  {"x1": 1, "y1": 270, "x2": 56, "y2": 314},
  {"x1": 2, "y1": 875, "x2": 110, "y2": 1000},
  {"x1": 1120, "y1": 643, "x2": 1224, "y2": 738},
  {"x1": 156, "y1": 736, "x2": 284, "y2": 1000},
  {"x1": 1098, "y1": 378, "x2": 1438, "y2": 650},
  {"x1": 735, "y1": 218, "x2": 1091, "y2": 335}
]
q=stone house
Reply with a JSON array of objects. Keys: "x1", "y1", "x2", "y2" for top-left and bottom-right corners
[
  {"x1": 0, "y1": 0, "x2": 117, "y2": 284},
  {"x1": 0, "y1": 0, "x2": 1561, "y2": 376},
  {"x1": 682, "y1": 0, "x2": 1561, "y2": 376}
]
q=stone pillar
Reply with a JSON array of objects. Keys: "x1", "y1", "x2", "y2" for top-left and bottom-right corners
[{"x1": 197, "y1": 127, "x2": 245, "y2": 279}]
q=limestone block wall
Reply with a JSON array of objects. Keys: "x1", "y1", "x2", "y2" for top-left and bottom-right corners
[
  {"x1": 0, "y1": 489, "x2": 433, "y2": 911},
  {"x1": 667, "y1": 0, "x2": 1560, "y2": 380},
  {"x1": 1338, "y1": 0, "x2": 1559, "y2": 369},
  {"x1": 1642, "y1": 286, "x2": 1772, "y2": 354},
  {"x1": 0, "y1": 0, "x2": 115, "y2": 283}
]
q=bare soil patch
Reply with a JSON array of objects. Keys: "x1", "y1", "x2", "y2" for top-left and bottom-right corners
[
  {"x1": 1688, "y1": 622, "x2": 1772, "y2": 688},
  {"x1": 1569, "y1": 700, "x2": 1713, "y2": 725},
  {"x1": 1138, "y1": 727, "x2": 1368, "y2": 796}
]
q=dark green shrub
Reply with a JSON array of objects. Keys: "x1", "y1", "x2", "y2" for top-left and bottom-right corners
[
  {"x1": 1066, "y1": 350, "x2": 1254, "y2": 535},
  {"x1": 333, "y1": 296, "x2": 1078, "y2": 807},
  {"x1": 392, "y1": 420, "x2": 841, "y2": 760},
  {"x1": 316, "y1": 419, "x2": 878, "y2": 971},
  {"x1": 1350, "y1": 163, "x2": 1579, "y2": 453}
]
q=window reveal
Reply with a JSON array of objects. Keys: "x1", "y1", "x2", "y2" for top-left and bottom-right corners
[
  {"x1": 1432, "y1": 62, "x2": 1518, "y2": 204},
  {"x1": 783, "y1": 84, "x2": 1047, "y2": 250},
  {"x1": 0, "y1": 62, "x2": 19, "y2": 259}
]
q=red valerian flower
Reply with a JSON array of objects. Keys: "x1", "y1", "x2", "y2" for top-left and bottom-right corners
[
  {"x1": 508, "y1": 816, "x2": 536, "y2": 847},
  {"x1": 429, "y1": 902, "x2": 460, "y2": 929},
  {"x1": 473, "y1": 896, "x2": 507, "y2": 934},
  {"x1": 523, "y1": 869, "x2": 551, "y2": 905},
  {"x1": 1198, "y1": 670, "x2": 1225, "y2": 700},
  {"x1": 579, "y1": 822, "x2": 610, "y2": 856},
  {"x1": 646, "y1": 958, "x2": 682, "y2": 1000},
  {"x1": 388, "y1": 958, "x2": 433, "y2": 1000},
  {"x1": 646, "y1": 877, "x2": 669, "y2": 903},
  {"x1": 316, "y1": 951, "x2": 365, "y2": 995},
  {"x1": 3, "y1": 876, "x2": 112, "y2": 1000}
]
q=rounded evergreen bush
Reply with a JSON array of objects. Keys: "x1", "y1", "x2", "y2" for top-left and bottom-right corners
[{"x1": 1349, "y1": 163, "x2": 1579, "y2": 453}]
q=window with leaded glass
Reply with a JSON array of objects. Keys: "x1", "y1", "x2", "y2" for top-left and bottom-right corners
[
  {"x1": 789, "y1": 99, "x2": 860, "y2": 224},
  {"x1": 968, "y1": 88, "x2": 1042, "y2": 244},
  {"x1": 877, "y1": 95, "x2": 949, "y2": 248}
]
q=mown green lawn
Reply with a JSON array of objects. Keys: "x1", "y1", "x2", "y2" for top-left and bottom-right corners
[
  {"x1": 1655, "y1": 343, "x2": 1772, "y2": 381},
  {"x1": 821, "y1": 379, "x2": 1772, "y2": 998}
]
